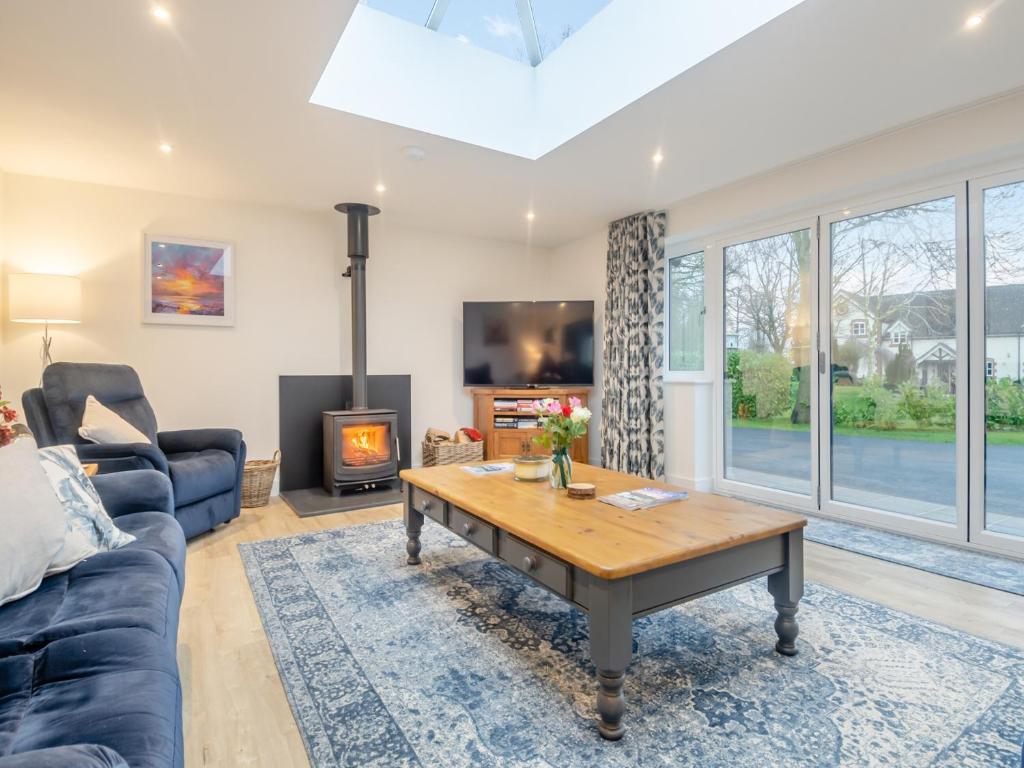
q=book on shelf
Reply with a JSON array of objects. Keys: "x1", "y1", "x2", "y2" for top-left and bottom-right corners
[
  {"x1": 493, "y1": 420, "x2": 540, "y2": 430},
  {"x1": 597, "y1": 487, "x2": 688, "y2": 511}
]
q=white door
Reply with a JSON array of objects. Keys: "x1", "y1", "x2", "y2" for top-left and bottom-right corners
[
  {"x1": 817, "y1": 186, "x2": 969, "y2": 543},
  {"x1": 968, "y1": 169, "x2": 1024, "y2": 557},
  {"x1": 714, "y1": 219, "x2": 819, "y2": 512}
]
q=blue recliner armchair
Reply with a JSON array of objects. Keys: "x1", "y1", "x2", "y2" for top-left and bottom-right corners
[{"x1": 22, "y1": 362, "x2": 246, "y2": 539}]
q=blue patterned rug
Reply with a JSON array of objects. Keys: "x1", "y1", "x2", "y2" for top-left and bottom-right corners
[
  {"x1": 804, "y1": 515, "x2": 1024, "y2": 597},
  {"x1": 240, "y1": 521, "x2": 1024, "y2": 767}
]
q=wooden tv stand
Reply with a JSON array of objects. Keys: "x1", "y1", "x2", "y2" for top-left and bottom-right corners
[{"x1": 471, "y1": 387, "x2": 590, "y2": 464}]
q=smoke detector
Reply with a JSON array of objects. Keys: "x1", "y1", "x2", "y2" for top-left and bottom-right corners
[{"x1": 401, "y1": 145, "x2": 427, "y2": 162}]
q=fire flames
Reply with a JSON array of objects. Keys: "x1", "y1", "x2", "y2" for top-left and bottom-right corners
[{"x1": 342, "y1": 423, "x2": 390, "y2": 466}]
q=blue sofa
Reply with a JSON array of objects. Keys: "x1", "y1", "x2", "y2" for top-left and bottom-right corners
[
  {"x1": 23, "y1": 363, "x2": 246, "y2": 539},
  {"x1": 0, "y1": 470, "x2": 184, "y2": 768}
]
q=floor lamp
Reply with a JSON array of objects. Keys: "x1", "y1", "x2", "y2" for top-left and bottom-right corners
[{"x1": 8, "y1": 273, "x2": 82, "y2": 382}]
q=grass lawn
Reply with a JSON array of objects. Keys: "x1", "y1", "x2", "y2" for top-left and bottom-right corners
[{"x1": 730, "y1": 417, "x2": 1024, "y2": 445}]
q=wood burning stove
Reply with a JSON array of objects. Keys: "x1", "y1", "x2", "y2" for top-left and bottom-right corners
[
  {"x1": 323, "y1": 408, "x2": 399, "y2": 491},
  {"x1": 322, "y1": 202, "x2": 402, "y2": 496}
]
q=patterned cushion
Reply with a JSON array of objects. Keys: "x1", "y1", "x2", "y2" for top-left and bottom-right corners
[
  {"x1": 37, "y1": 446, "x2": 135, "y2": 573},
  {"x1": 0, "y1": 438, "x2": 66, "y2": 608}
]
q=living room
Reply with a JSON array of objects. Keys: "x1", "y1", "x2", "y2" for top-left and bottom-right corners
[{"x1": 2, "y1": 1, "x2": 1024, "y2": 766}]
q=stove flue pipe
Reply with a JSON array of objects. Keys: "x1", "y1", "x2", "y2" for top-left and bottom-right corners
[{"x1": 334, "y1": 202, "x2": 380, "y2": 411}]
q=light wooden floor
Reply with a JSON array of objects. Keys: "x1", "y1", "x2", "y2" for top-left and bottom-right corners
[{"x1": 180, "y1": 497, "x2": 1024, "y2": 767}]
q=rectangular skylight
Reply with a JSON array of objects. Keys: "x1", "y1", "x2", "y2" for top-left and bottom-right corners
[{"x1": 323, "y1": 0, "x2": 808, "y2": 158}]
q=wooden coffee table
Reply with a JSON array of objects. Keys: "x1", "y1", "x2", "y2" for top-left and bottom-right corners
[{"x1": 400, "y1": 463, "x2": 806, "y2": 740}]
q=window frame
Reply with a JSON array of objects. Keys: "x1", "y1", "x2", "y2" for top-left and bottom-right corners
[
  {"x1": 850, "y1": 319, "x2": 867, "y2": 337},
  {"x1": 710, "y1": 214, "x2": 821, "y2": 512},
  {"x1": 664, "y1": 238, "x2": 709, "y2": 383}
]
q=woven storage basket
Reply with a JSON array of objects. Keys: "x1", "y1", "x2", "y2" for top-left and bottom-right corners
[
  {"x1": 241, "y1": 450, "x2": 280, "y2": 508},
  {"x1": 422, "y1": 440, "x2": 484, "y2": 467}
]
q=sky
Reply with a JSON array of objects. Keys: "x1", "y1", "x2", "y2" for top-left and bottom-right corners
[{"x1": 364, "y1": 0, "x2": 612, "y2": 63}]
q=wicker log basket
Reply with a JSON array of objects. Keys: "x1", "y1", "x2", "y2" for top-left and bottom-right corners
[
  {"x1": 422, "y1": 440, "x2": 483, "y2": 467},
  {"x1": 241, "y1": 450, "x2": 280, "y2": 508}
]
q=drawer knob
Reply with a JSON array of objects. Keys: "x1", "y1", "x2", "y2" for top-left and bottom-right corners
[
  {"x1": 522, "y1": 555, "x2": 538, "y2": 572},
  {"x1": 418, "y1": 500, "x2": 432, "y2": 513},
  {"x1": 462, "y1": 521, "x2": 475, "y2": 535}
]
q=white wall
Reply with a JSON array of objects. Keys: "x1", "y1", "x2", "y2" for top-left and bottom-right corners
[
  {"x1": 554, "y1": 91, "x2": 1024, "y2": 487},
  {"x1": 0, "y1": 173, "x2": 546, "y2": 472},
  {"x1": 1, "y1": 174, "x2": 343, "y2": 466},
  {"x1": 0, "y1": 169, "x2": 6, "y2": 383},
  {"x1": 353, "y1": 219, "x2": 544, "y2": 464},
  {"x1": 535, "y1": 229, "x2": 607, "y2": 461}
]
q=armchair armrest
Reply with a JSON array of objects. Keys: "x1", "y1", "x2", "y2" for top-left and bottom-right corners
[
  {"x1": 92, "y1": 469, "x2": 174, "y2": 518},
  {"x1": 0, "y1": 744, "x2": 128, "y2": 768},
  {"x1": 158, "y1": 428, "x2": 243, "y2": 459},
  {"x1": 76, "y1": 442, "x2": 169, "y2": 475}
]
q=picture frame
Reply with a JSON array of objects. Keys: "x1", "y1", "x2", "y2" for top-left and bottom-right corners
[{"x1": 143, "y1": 234, "x2": 235, "y2": 326}]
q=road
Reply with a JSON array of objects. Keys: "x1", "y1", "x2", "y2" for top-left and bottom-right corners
[{"x1": 727, "y1": 426, "x2": 1023, "y2": 535}]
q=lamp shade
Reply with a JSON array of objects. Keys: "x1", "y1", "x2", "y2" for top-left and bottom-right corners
[{"x1": 8, "y1": 273, "x2": 82, "y2": 324}]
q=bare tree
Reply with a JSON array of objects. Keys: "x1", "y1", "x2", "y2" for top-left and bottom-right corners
[
  {"x1": 831, "y1": 199, "x2": 956, "y2": 377},
  {"x1": 725, "y1": 230, "x2": 810, "y2": 356}
]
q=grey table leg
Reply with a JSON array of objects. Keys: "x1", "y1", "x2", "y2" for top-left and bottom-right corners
[
  {"x1": 405, "y1": 503, "x2": 423, "y2": 565},
  {"x1": 589, "y1": 576, "x2": 633, "y2": 740},
  {"x1": 767, "y1": 529, "x2": 803, "y2": 656}
]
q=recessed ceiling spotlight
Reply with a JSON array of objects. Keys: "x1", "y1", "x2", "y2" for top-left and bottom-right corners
[
  {"x1": 843, "y1": 209, "x2": 852, "y2": 216},
  {"x1": 158, "y1": 142, "x2": 173, "y2": 154},
  {"x1": 526, "y1": 211, "x2": 536, "y2": 222},
  {"x1": 401, "y1": 145, "x2": 427, "y2": 162},
  {"x1": 151, "y1": 5, "x2": 171, "y2": 23},
  {"x1": 652, "y1": 149, "x2": 664, "y2": 166},
  {"x1": 375, "y1": 183, "x2": 387, "y2": 193},
  {"x1": 965, "y1": 13, "x2": 984, "y2": 28}
]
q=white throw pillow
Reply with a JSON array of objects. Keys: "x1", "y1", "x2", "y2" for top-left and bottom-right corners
[
  {"x1": 38, "y1": 445, "x2": 136, "y2": 573},
  {"x1": 0, "y1": 437, "x2": 67, "y2": 606},
  {"x1": 78, "y1": 394, "x2": 151, "y2": 445}
]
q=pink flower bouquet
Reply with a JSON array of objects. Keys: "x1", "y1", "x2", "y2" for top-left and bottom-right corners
[{"x1": 532, "y1": 396, "x2": 592, "y2": 488}]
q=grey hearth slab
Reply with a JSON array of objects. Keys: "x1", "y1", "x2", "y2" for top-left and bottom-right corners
[{"x1": 280, "y1": 484, "x2": 405, "y2": 518}]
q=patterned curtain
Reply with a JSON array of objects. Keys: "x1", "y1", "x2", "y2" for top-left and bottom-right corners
[{"x1": 601, "y1": 211, "x2": 666, "y2": 480}]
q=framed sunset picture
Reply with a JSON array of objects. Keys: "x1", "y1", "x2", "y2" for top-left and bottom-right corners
[{"x1": 143, "y1": 235, "x2": 235, "y2": 326}]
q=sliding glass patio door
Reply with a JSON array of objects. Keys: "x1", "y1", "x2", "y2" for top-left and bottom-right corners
[
  {"x1": 710, "y1": 173, "x2": 1024, "y2": 556},
  {"x1": 969, "y1": 171, "x2": 1024, "y2": 556},
  {"x1": 718, "y1": 221, "x2": 818, "y2": 509},
  {"x1": 818, "y1": 187, "x2": 968, "y2": 541}
]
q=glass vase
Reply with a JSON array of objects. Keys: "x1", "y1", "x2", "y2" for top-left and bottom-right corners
[{"x1": 550, "y1": 447, "x2": 573, "y2": 489}]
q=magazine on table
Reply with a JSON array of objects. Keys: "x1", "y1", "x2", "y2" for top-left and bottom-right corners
[
  {"x1": 598, "y1": 487, "x2": 688, "y2": 510},
  {"x1": 460, "y1": 462, "x2": 514, "y2": 476}
]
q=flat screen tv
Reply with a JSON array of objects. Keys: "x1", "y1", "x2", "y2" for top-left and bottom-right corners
[{"x1": 463, "y1": 301, "x2": 595, "y2": 388}]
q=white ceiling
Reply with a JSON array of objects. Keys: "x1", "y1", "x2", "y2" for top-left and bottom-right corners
[
  {"x1": 1, "y1": 0, "x2": 1023, "y2": 248},
  {"x1": 312, "y1": 0, "x2": 805, "y2": 159}
]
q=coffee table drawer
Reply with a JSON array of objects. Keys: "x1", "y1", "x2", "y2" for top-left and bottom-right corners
[
  {"x1": 501, "y1": 535, "x2": 570, "y2": 598},
  {"x1": 449, "y1": 506, "x2": 496, "y2": 554},
  {"x1": 409, "y1": 486, "x2": 446, "y2": 525}
]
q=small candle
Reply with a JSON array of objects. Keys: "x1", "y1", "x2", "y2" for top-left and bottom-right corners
[{"x1": 513, "y1": 455, "x2": 551, "y2": 482}]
